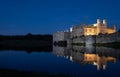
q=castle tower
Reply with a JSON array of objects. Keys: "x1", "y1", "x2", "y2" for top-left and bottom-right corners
[
  {"x1": 97, "y1": 19, "x2": 101, "y2": 24},
  {"x1": 102, "y1": 19, "x2": 107, "y2": 33},
  {"x1": 97, "y1": 19, "x2": 101, "y2": 35},
  {"x1": 114, "y1": 24, "x2": 116, "y2": 30},
  {"x1": 114, "y1": 24, "x2": 116, "y2": 32},
  {"x1": 103, "y1": 19, "x2": 107, "y2": 25}
]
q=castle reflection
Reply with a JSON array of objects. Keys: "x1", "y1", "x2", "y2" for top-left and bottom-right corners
[{"x1": 53, "y1": 45, "x2": 120, "y2": 70}]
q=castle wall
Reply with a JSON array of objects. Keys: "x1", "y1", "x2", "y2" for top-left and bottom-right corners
[
  {"x1": 53, "y1": 32, "x2": 65, "y2": 43},
  {"x1": 53, "y1": 32, "x2": 71, "y2": 44},
  {"x1": 99, "y1": 25, "x2": 107, "y2": 34},
  {"x1": 107, "y1": 28, "x2": 116, "y2": 34},
  {"x1": 53, "y1": 19, "x2": 118, "y2": 45},
  {"x1": 96, "y1": 32, "x2": 120, "y2": 43},
  {"x1": 72, "y1": 36, "x2": 85, "y2": 43},
  {"x1": 72, "y1": 32, "x2": 120, "y2": 44},
  {"x1": 85, "y1": 36, "x2": 96, "y2": 45},
  {"x1": 71, "y1": 26, "x2": 84, "y2": 38}
]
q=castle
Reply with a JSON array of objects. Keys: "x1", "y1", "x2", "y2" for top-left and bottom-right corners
[
  {"x1": 71, "y1": 19, "x2": 116, "y2": 37},
  {"x1": 53, "y1": 19, "x2": 117, "y2": 44}
]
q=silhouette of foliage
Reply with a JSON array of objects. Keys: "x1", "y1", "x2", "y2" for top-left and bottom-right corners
[
  {"x1": 118, "y1": 29, "x2": 120, "y2": 33},
  {"x1": 0, "y1": 34, "x2": 53, "y2": 41},
  {"x1": 0, "y1": 34, "x2": 53, "y2": 51},
  {"x1": 26, "y1": 33, "x2": 33, "y2": 36}
]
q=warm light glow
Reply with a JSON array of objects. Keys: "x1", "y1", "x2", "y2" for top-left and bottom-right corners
[
  {"x1": 93, "y1": 62, "x2": 97, "y2": 65},
  {"x1": 83, "y1": 19, "x2": 116, "y2": 36},
  {"x1": 70, "y1": 56, "x2": 73, "y2": 61},
  {"x1": 70, "y1": 27, "x2": 73, "y2": 32},
  {"x1": 83, "y1": 53, "x2": 116, "y2": 70},
  {"x1": 93, "y1": 24, "x2": 97, "y2": 26}
]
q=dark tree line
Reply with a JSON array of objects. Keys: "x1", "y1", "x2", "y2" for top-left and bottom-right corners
[
  {"x1": 0, "y1": 33, "x2": 53, "y2": 41},
  {"x1": 118, "y1": 29, "x2": 120, "y2": 33}
]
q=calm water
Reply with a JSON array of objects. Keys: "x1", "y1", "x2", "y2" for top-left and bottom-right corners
[{"x1": 0, "y1": 45, "x2": 120, "y2": 77}]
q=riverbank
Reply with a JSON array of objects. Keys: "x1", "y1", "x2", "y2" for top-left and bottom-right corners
[
  {"x1": 0, "y1": 34, "x2": 53, "y2": 51},
  {"x1": 71, "y1": 42, "x2": 120, "y2": 49},
  {"x1": 94, "y1": 42, "x2": 120, "y2": 49}
]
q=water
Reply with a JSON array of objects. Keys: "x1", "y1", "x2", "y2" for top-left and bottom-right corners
[{"x1": 0, "y1": 46, "x2": 120, "y2": 77}]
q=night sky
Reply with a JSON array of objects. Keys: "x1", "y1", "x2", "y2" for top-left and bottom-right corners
[{"x1": 0, "y1": 0, "x2": 120, "y2": 35}]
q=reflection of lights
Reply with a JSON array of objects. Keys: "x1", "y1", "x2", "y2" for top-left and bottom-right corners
[
  {"x1": 70, "y1": 27, "x2": 73, "y2": 32},
  {"x1": 66, "y1": 56, "x2": 69, "y2": 59},
  {"x1": 70, "y1": 56, "x2": 73, "y2": 62},
  {"x1": 93, "y1": 62, "x2": 97, "y2": 65},
  {"x1": 97, "y1": 65, "x2": 100, "y2": 70},
  {"x1": 53, "y1": 45, "x2": 117, "y2": 71},
  {"x1": 103, "y1": 65, "x2": 106, "y2": 70},
  {"x1": 93, "y1": 24, "x2": 97, "y2": 26}
]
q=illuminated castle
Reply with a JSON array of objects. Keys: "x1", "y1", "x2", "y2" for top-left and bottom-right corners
[
  {"x1": 71, "y1": 19, "x2": 116, "y2": 37},
  {"x1": 53, "y1": 19, "x2": 117, "y2": 44}
]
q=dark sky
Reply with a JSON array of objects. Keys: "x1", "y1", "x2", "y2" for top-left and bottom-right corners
[{"x1": 0, "y1": 0, "x2": 120, "y2": 35}]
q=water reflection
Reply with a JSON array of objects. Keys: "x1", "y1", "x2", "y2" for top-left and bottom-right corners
[{"x1": 53, "y1": 45, "x2": 120, "y2": 70}]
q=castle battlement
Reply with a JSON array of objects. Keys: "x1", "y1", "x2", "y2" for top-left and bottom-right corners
[{"x1": 53, "y1": 19, "x2": 117, "y2": 45}]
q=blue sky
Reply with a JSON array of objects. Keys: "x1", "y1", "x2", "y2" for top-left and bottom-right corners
[{"x1": 0, "y1": 0, "x2": 120, "y2": 35}]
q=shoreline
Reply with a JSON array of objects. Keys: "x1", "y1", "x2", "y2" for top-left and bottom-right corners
[
  {"x1": 71, "y1": 42, "x2": 120, "y2": 49},
  {"x1": 93, "y1": 42, "x2": 120, "y2": 49}
]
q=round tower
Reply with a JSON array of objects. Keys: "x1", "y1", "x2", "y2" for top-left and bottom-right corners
[
  {"x1": 103, "y1": 19, "x2": 107, "y2": 26},
  {"x1": 114, "y1": 24, "x2": 116, "y2": 32},
  {"x1": 103, "y1": 19, "x2": 107, "y2": 24},
  {"x1": 97, "y1": 19, "x2": 101, "y2": 35},
  {"x1": 97, "y1": 19, "x2": 101, "y2": 24},
  {"x1": 102, "y1": 19, "x2": 107, "y2": 33}
]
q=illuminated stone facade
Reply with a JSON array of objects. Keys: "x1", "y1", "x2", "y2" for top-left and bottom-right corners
[
  {"x1": 53, "y1": 19, "x2": 117, "y2": 44},
  {"x1": 71, "y1": 19, "x2": 116, "y2": 38}
]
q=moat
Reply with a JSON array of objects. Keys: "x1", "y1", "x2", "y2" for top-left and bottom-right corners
[{"x1": 0, "y1": 45, "x2": 120, "y2": 77}]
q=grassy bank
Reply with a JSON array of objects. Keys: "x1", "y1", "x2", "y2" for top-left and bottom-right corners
[
  {"x1": 0, "y1": 34, "x2": 53, "y2": 51},
  {"x1": 0, "y1": 40, "x2": 52, "y2": 51},
  {"x1": 71, "y1": 42, "x2": 120, "y2": 49}
]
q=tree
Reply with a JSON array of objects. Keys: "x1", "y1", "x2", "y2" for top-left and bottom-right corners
[
  {"x1": 118, "y1": 29, "x2": 120, "y2": 33},
  {"x1": 26, "y1": 33, "x2": 32, "y2": 36}
]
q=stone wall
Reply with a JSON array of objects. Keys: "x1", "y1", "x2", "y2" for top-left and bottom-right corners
[
  {"x1": 71, "y1": 26, "x2": 84, "y2": 38},
  {"x1": 53, "y1": 32, "x2": 71, "y2": 44},
  {"x1": 72, "y1": 32, "x2": 120, "y2": 44},
  {"x1": 53, "y1": 31, "x2": 120, "y2": 45},
  {"x1": 72, "y1": 36, "x2": 85, "y2": 43},
  {"x1": 96, "y1": 32, "x2": 120, "y2": 43}
]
